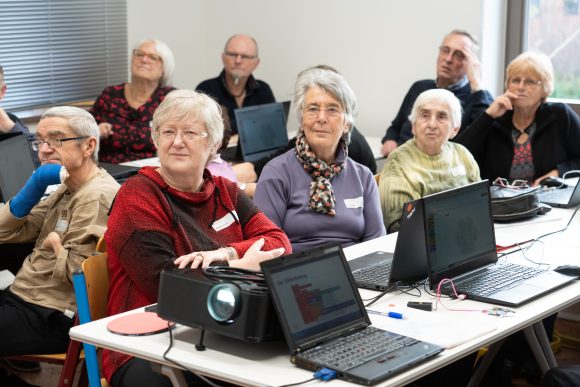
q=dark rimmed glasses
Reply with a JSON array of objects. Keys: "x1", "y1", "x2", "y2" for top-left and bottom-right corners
[{"x1": 31, "y1": 136, "x2": 89, "y2": 151}]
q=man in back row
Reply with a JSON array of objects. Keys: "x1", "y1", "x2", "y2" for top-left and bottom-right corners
[
  {"x1": 380, "y1": 29, "x2": 493, "y2": 157},
  {"x1": 196, "y1": 34, "x2": 275, "y2": 135}
]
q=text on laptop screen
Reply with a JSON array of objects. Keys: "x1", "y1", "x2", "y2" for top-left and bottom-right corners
[
  {"x1": 268, "y1": 252, "x2": 365, "y2": 342},
  {"x1": 236, "y1": 102, "x2": 288, "y2": 159},
  {"x1": 424, "y1": 182, "x2": 496, "y2": 276}
]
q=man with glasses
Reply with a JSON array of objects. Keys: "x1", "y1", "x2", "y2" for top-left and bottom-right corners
[
  {"x1": 196, "y1": 34, "x2": 275, "y2": 135},
  {"x1": 0, "y1": 64, "x2": 32, "y2": 138},
  {"x1": 0, "y1": 106, "x2": 119, "y2": 378},
  {"x1": 380, "y1": 29, "x2": 493, "y2": 157}
]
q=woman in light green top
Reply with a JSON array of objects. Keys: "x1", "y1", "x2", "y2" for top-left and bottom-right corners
[{"x1": 379, "y1": 89, "x2": 480, "y2": 232}]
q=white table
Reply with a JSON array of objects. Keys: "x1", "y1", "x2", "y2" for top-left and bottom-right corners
[{"x1": 70, "y1": 208, "x2": 580, "y2": 386}]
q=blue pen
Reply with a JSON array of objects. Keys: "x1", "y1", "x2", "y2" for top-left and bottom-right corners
[{"x1": 366, "y1": 309, "x2": 404, "y2": 319}]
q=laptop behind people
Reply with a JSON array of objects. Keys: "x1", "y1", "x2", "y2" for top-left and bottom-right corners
[
  {"x1": 234, "y1": 102, "x2": 289, "y2": 162},
  {"x1": 0, "y1": 133, "x2": 36, "y2": 203},
  {"x1": 424, "y1": 180, "x2": 576, "y2": 307},
  {"x1": 99, "y1": 162, "x2": 140, "y2": 184},
  {"x1": 261, "y1": 244, "x2": 442, "y2": 386},
  {"x1": 349, "y1": 199, "x2": 429, "y2": 291},
  {"x1": 537, "y1": 178, "x2": 580, "y2": 208}
]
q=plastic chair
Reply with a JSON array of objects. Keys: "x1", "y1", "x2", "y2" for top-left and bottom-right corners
[{"x1": 72, "y1": 237, "x2": 110, "y2": 387}]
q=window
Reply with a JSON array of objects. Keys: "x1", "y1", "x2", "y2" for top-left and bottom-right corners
[
  {"x1": 507, "y1": 0, "x2": 580, "y2": 102},
  {"x1": 0, "y1": 0, "x2": 128, "y2": 112}
]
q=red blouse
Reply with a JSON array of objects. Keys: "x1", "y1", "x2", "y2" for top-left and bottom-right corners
[{"x1": 90, "y1": 83, "x2": 175, "y2": 163}]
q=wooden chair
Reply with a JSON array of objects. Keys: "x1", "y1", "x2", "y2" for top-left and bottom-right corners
[{"x1": 72, "y1": 237, "x2": 110, "y2": 387}]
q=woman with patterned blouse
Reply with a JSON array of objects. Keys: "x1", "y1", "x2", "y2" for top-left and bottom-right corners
[{"x1": 90, "y1": 39, "x2": 175, "y2": 163}]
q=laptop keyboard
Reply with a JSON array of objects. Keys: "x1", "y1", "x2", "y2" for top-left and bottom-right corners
[
  {"x1": 352, "y1": 261, "x2": 393, "y2": 284},
  {"x1": 447, "y1": 263, "x2": 544, "y2": 297},
  {"x1": 300, "y1": 326, "x2": 418, "y2": 372}
]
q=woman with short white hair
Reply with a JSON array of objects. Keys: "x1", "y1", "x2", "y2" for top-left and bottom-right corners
[{"x1": 379, "y1": 88, "x2": 480, "y2": 233}]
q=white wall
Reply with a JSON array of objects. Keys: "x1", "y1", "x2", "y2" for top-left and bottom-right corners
[{"x1": 128, "y1": 0, "x2": 505, "y2": 142}]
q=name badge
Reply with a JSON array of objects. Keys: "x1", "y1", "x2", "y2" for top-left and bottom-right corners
[
  {"x1": 450, "y1": 165, "x2": 466, "y2": 177},
  {"x1": 212, "y1": 211, "x2": 238, "y2": 232},
  {"x1": 55, "y1": 209, "x2": 68, "y2": 233},
  {"x1": 344, "y1": 196, "x2": 364, "y2": 209}
]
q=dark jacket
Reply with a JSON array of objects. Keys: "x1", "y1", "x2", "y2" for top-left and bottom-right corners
[
  {"x1": 382, "y1": 79, "x2": 493, "y2": 144},
  {"x1": 455, "y1": 102, "x2": 580, "y2": 180},
  {"x1": 196, "y1": 70, "x2": 275, "y2": 134}
]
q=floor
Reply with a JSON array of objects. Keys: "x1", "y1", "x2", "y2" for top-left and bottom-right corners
[{"x1": 3, "y1": 318, "x2": 580, "y2": 387}]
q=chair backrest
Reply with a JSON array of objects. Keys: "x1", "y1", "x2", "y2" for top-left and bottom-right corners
[
  {"x1": 72, "y1": 236, "x2": 110, "y2": 387},
  {"x1": 82, "y1": 238, "x2": 109, "y2": 321}
]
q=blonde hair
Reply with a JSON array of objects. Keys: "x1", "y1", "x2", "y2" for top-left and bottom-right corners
[{"x1": 505, "y1": 52, "x2": 554, "y2": 100}]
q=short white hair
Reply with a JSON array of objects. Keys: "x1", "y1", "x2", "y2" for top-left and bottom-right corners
[{"x1": 409, "y1": 89, "x2": 462, "y2": 129}]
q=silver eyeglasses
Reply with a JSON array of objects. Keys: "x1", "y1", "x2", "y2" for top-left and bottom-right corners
[
  {"x1": 31, "y1": 136, "x2": 89, "y2": 151},
  {"x1": 223, "y1": 51, "x2": 257, "y2": 61},
  {"x1": 509, "y1": 77, "x2": 542, "y2": 88},
  {"x1": 303, "y1": 105, "x2": 344, "y2": 119},
  {"x1": 159, "y1": 128, "x2": 209, "y2": 142}
]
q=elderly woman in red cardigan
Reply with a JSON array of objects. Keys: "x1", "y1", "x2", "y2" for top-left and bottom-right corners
[{"x1": 103, "y1": 89, "x2": 291, "y2": 387}]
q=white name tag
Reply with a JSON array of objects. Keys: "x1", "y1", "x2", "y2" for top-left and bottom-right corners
[
  {"x1": 211, "y1": 211, "x2": 238, "y2": 232},
  {"x1": 55, "y1": 210, "x2": 68, "y2": 232},
  {"x1": 344, "y1": 196, "x2": 364, "y2": 209},
  {"x1": 450, "y1": 165, "x2": 466, "y2": 177}
]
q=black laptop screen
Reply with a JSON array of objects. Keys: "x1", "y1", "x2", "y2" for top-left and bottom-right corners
[
  {"x1": 265, "y1": 249, "x2": 366, "y2": 345},
  {"x1": 235, "y1": 102, "x2": 288, "y2": 161},
  {"x1": 424, "y1": 181, "x2": 497, "y2": 280}
]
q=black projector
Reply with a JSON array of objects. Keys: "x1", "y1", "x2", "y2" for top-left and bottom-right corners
[{"x1": 157, "y1": 267, "x2": 282, "y2": 344}]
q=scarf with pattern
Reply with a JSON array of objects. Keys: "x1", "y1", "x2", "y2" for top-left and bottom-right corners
[{"x1": 295, "y1": 131, "x2": 347, "y2": 216}]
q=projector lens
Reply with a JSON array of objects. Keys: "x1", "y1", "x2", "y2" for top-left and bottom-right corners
[{"x1": 207, "y1": 283, "x2": 241, "y2": 323}]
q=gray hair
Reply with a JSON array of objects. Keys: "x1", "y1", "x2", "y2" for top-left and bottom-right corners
[
  {"x1": 223, "y1": 34, "x2": 259, "y2": 57},
  {"x1": 293, "y1": 68, "x2": 357, "y2": 142},
  {"x1": 41, "y1": 106, "x2": 100, "y2": 163},
  {"x1": 409, "y1": 89, "x2": 463, "y2": 129},
  {"x1": 446, "y1": 29, "x2": 479, "y2": 51},
  {"x1": 133, "y1": 39, "x2": 175, "y2": 86},
  {"x1": 151, "y1": 89, "x2": 224, "y2": 150},
  {"x1": 506, "y1": 51, "x2": 554, "y2": 100}
]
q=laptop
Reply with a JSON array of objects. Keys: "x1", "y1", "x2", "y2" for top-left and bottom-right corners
[
  {"x1": 232, "y1": 101, "x2": 289, "y2": 162},
  {"x1": 99, "y1": 162, "x2": 140, "y2": 183},
  {"x1": 0, "y1": 133, "x2": 36, "y2": 203},
  {"x1": 261, "y1": 244, "x2": 442, "y2": 386},
  {"x1": 424, "y1": 180, "x2": 577, "y2": 307},
  {"x1": 349, "y1": 199, "x2": 429, "y2": 291},
  {"x1": 537, "y1": 178, "x2": 580, "y2": 208}
]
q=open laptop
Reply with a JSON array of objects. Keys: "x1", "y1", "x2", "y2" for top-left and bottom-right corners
[
  {"x1": 424, "y1": 180, "x2": 577, "y2": 307},
  {"x1": 537, "y1": 177, "x2": 580, "y2": 208},
  {"x1": 99, "y1": 162, "x2": 140, "y2": 184},
  {"x1": 349, "y1": 199, "x2": 429, "y2": 291},
  {"x1": 0, "y1": 133, "x2": 36, "y2": 203},
  {"x1": 227, "y1": 101, "x2": 289, "y2": 162},
  {"x1": 261, "y1": 244, "x2": 442, "y2": 386}
]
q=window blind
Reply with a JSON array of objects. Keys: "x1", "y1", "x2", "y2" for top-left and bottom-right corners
[{"x1": 0, "y1": 0, "x2": 128, "y2": 111}]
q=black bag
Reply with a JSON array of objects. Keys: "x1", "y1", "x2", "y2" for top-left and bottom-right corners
[{"x1": 489, "y1": 181, "x2": 551, "y2": 222}]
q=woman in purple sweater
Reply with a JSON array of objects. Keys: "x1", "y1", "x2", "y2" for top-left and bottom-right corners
[{"x1": 254, "y1": 68, "x2": 385, "y2": 252}]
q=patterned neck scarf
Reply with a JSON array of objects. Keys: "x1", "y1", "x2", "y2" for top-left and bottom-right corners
[{"x1": 295, "y1": 131, "x2": 347, "y2": 216}]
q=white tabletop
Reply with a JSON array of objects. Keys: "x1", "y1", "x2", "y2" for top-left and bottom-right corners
[{"x1": 70, "y1": 209, "x2": 580, "y2": 386}]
